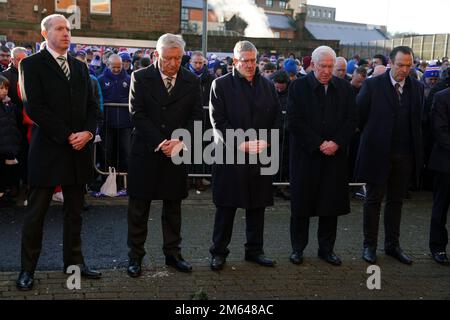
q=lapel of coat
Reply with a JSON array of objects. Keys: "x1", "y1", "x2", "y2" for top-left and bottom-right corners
[
  {"x1": 383, "y1": 71, "x2": 398, "y2": 112},
  {"x1": 406, "y1": 77, "x2": 421, "y2": 130},
  {"x1": 40, "y1": 49, "x2": 71, "y2": 84},
  {"x1": 144, "y1": 64, "x2": 167, "y2": 106},
  {"x1": 67, "y1": 54, "x2": 81, "y2": 87}
]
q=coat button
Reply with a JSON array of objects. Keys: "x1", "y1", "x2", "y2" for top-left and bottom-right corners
[
  {"x1": 162, "y1": 107, "x2": 166, "y2": 111},
  {"x1": 161, "y1": 124, "x2": 166, "y2": 128}
]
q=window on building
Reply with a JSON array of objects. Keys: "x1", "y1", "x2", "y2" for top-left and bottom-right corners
[
  {"x1": 266, "y1": 0, "x2": 273, "y2": 7},
  {"x1": 312, "y1": 9, "x2": 316, "y2": 17},
  {"x1": 55, "y1": 0, "x2": 76, "y2": 12},
  {"x1": 323, "y1": 11, "x2": 326, "y2": 18},
  {"x1": 0, "y1": 0, "x2": 8, "y2": 3},
  {"x1": 181, "y1": 21, "x2": 189, "y2": 32},
  {"x1": 274, "y1": 32, "x2": 280, "y2": 38},
  {"x1": 279, "y1": 1, "x2": 286, "y2": 9},
  {"x1": 328, "y1": 11, "x2": 332, "y2": 19},
  {"x1": 90, "y1": 0, "x2": 111, "y2": 15},
  {"x1": 181, "y1": 8, "x2": 189, "y2": 21},
  {"x1": 191, "y1": 23, "x2": 198, "y2": 33}
]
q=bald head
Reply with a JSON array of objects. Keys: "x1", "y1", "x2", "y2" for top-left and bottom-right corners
[{"x1": 372, "y1": 65, "x2": 387, "y2": 77}]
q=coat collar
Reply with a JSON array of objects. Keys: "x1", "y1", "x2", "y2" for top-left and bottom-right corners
[
  {"x1": 142, "y1": 63, "x2": 195, "y2": 105},
  {"x1": 306, "y1": 71, "x2": 338, "y2": 91}
]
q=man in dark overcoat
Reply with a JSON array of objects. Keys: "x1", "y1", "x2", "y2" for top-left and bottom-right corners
[
  {"x1": 208, "y1": 41, "x2": 282, "y2": 270},
  {"x1": 17, "y1": 14, "x2": 100, "y2": 291},
  {"x1": 126, "y1": 34, "x2": 203, "y2": 276},
  {"x1": 287, "y1": 46, "x2": 357, "y2": 266},
  {"x1": 355, "y1": 46, "x2": 424, "y2": 265},
  {"x1": 428, "y1": 87, "x2": 450, "y2": 266}
]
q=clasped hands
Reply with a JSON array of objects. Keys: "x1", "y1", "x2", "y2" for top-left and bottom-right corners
[
  {"x1": 239, "y1": 140, "x2": 269, "y2": 154},
  {"x1": 161, "y1": 140, "x2": 184, "y2": 157},
  {"x1": 68, "y1": 131, "x2": 92, "y2": 151},
  {"x1": 320, "y1": 141, "x2": 339, "y2": 156}
]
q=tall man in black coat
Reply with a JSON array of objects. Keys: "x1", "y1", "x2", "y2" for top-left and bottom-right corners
[
  {"x1": 287, "y1": 46, "x2": 357, "y2": 266},
  {"x1": 126, "y1": 34, "x2": 203, "y2": 277},
  {"x1": 355, "y1": 46, "x2": 424, "y2": 265},
  {"x1": 16, "y1": 14, "x2": 100, "y2": 291},
  {"x1": 428, "y1": 87, "x2": 450, "y2": 266},
  {"x1": 208, "y1": 41, "x2": 282, "y2": 271}
]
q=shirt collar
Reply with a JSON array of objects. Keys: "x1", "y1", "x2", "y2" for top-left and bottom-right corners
[
  {"x1": 45, "y1": 46, "x2": 68, "y2": 62},
  {"x1": 158, "y1": 64, "x2": 178, "y2": 81},
  {"x1": 389, "y1": 70, "x2": 406, "y2": 89}
]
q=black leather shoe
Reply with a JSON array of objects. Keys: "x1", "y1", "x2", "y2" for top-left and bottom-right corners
[
  {"x1": 127, "y1": 259, "x2": 142, "y2": 278},
  {"x1": 165, "y1": 255, "x2": 192, "y2": 273},
  {"x1": 290, "y1": 251, "x2": 304, "y2": 265},
  {"x1": 363, "y1": 247, "x2": 377, "y2": 264},
  {"x1": 210, "y1": 255, "x2": 226, "y2": 271},
  {"x1": 318, "y1": 252, "x2": 342, "y2": 266},
  {"x1": 385, "y1": 247, "x2": 413, "y2": 265},
  {"x1": 431, "y1": 252, "x2": 450, "y2": 266},
  {"x1": 16, "y1": 271, "x2": 34, "y2": 291},
  {"x1": 245, "y1": 253, "x2": 276, "y2": 267},
  {"x1": 64, "y1": 265, "x2": 102, "y2": 279}
]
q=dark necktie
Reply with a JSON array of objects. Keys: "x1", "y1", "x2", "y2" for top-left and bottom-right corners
[
  {"x1": 395, "y1": 83, "x2": 402, "y2": 104},
  {"x1": 57, "y1": 56, "x2": 70, "y2": 80},
  {"x1": 165, "y1": 77, "x2": 173, "y2": 94}
]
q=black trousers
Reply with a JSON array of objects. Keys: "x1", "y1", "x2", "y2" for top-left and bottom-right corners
[
  {"x1": 290, "y1": 215, "x2": 338, "y2": 254},
  {"x1": 209, "y1": 206, "x2": 265, "y2": 257},
  {"x1": 21, "y1": 185, "x2": 85, "y2": 272},
  {"x1": 363, "y1": 154, "x2": 413, "y2": 250},
  {"x1": 127, "y1": 197, "x2": 182, "y2": 260},
  {"x1": 430, "y1": 172, "x2": 450, "y2": 253}
]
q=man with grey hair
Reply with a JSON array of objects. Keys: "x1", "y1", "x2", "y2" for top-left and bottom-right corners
[
  {"x1": 287, "y1": 46, "x2": 357, "y2": 266},
  {"x1": 17, "y1": 14, "x2": 100, "y2": 290},
  {"x1": 208, "y1": 40, "x2": 282, "y2": 270},
  {"x1": 126, "y1": 33, "x2": 202, "y2": 276},
  {"x1": 333, "y1": 57, "x2": 350, "y2": 81}
]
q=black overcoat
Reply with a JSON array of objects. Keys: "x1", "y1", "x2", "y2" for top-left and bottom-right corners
[
  {"x1": 287, "y1": 72, "x2": 357, "y2": 217},
  {"x1": 209, "y1": 70, "x2": 282, "y2": 209},
  {"x1": 354, "y1": 72, "x2": 424, "y2": 185},
  {"x1": 18, "y1": 49, "x2": 97, "y2": 187},
  {"x1": 127, "y1": 64, "x2": 203, "y2": 200}
]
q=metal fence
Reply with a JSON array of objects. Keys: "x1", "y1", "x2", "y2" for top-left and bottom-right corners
[
  {"x1": 340, "y1": 34, "x2": 450, "y2": 61},
  {"x1": 95, "y1": 103, "x2": 364, "y2": 188}
]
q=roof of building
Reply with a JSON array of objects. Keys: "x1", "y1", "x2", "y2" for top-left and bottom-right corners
[
  {"x1": 182, "y1": 0, "x2": 213, "y2": 10},
  {"x1": 305, "y1": 21, "x2": 388, "y2": 44},
  {"x1": 266, "y1": 14, "x2": 296, "y2": 30}
]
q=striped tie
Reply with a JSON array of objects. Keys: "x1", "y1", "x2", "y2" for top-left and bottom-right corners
[
  {"x1": 165, "y1": 77, "x2": 173, "y2": 94},
  {"x1": 57, "y1": 56, "x2": 70, "y2": 80}
]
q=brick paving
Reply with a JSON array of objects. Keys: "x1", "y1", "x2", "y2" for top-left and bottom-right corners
[{"x1": 0, "y1": 190, "x2": 449, "y2": 300}]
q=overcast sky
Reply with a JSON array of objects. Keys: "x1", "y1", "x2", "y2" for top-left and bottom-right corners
[{"x1": 307, "y1": 0, "x2": 450, "y2": 34}]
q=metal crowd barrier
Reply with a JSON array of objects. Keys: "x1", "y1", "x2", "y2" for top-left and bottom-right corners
[{"x1": 94, "y1": 103, "x2": 365, "y2": 188}]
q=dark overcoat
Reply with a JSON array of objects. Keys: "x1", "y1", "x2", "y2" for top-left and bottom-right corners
[
  {"x1": 127, "y1": 64, "x2": 203, "y2": 201},
  {"x1": 428, "y1": 87, "x2": 450, "y2": 173},
  {"x1": 287, "y1": 72, "x2": 357, "y2": 217},
  {"x1": 354, "y1": 72, "x2": 424, "y2": 185},
  {"x1": 209, "y1": 69, "x2": 282, "y2": 209},
  {"x1": 18, "y1": 49, "x2": 97, "y2": 187}
]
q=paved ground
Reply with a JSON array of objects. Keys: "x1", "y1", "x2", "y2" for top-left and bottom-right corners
[{"x1": 0, "y1": 190, "x2": 449, "y2": 300}]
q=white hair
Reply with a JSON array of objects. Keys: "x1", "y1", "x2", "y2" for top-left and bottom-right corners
[
  {"x1": 156, "y1": 33, "x2": 186, "y2": 53},
  {"x1": 312, "y1": 46, "x2": 337, "y2": 64},
  {"x1": 41, "y1": 14, "x2": 69, "y2": 32},
  {"x1": 11, "y1": 47, "x2": 28, "y2": 58},
  {"x1": 233, "y1": 41, "x2": 258, "y2": 60},
  {"x1": 336, "y1": 56, "x2": 347, "y2": 66}
]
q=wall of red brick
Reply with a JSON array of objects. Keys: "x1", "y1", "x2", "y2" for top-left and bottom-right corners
[{"x1": 0, "y1": 0, "x2": 181, "y2": 44}]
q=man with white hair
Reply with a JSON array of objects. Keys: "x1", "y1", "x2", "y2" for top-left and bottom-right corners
[
  {"x1": 17, "y1": 14, "x2": 100, "y2": 290},
  {"x1": 208, "y1": 40, "x2": 282, "y2": 271},
  {"x1": 333, "y1": 57, "x2": 350, "y2": 81},
  {"x1": 126, "y1": 33, "x2": 202, "y2": 277},
  {"x1": 287, "y1": 46, "x2": 357, "y2": 266}
]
